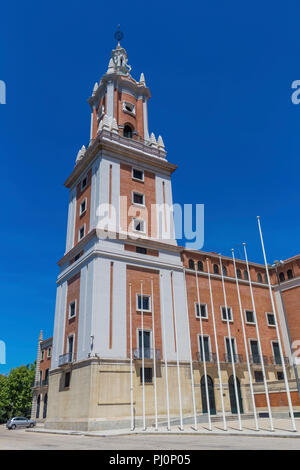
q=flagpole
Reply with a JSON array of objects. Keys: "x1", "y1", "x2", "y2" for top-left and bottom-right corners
[
  {"x1": 243, "y1": 243, "x2": 274, "y2": 431},
  {"x1": 219, "y1": 255, "x2": 242, "y2": 431},
  {"x1": 195, "y1": 267, "x2": 212, "y2": 431},
  {"x1": 170, "y1": 271, "x2": 184, "y2": 431},
  {"x1": 183, "y1": 269, "x2": 198, "y2": 430},
  {"x1": 151, "y1": 279, "x2": 158, "y2": 431},
  {"x1": 206, "y1": 259, "x2": 227, "y2": 431},
  {"x1": 231, "y1": 249, "x2": 259, "y2": 431},
  {"x1": 257, "y1": 216, "x2": 296, "y2": 432},
  {"x1": 140, "y1": 281, "x2": 146, "y2": 431},
  {"x1": 129, "y1": 283, "x2": 134, "y2": 431},
  {"x1": 160, "y1": 273, "x2": 171, "y2": 431}
]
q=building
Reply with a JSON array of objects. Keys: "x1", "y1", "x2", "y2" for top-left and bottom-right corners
[
  {"x1": 38, "y1": 37, "x2": 300, "y2": 431},
  {"x1": 31, "y1": 331, "x2": 52, "y2": 421}
]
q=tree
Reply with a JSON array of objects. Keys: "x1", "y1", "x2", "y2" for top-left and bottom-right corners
[{"x1": 0, "y1": 374, "x2": 9, "y2": 423}]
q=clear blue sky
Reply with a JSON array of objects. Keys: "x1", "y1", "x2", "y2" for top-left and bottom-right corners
[{"x1": 1, "y1": 1, "x2": 300, "y2": 374}]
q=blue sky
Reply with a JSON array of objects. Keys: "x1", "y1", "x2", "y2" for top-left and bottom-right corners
[{"x1": 1, "y1": 1, "x2": 300, "y2": 373}]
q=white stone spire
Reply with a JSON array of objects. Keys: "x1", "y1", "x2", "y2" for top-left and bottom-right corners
[{"x1": 139, "y1": 73, "x2": 146, "y2": 86}]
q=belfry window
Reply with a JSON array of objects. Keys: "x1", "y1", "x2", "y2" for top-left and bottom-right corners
[
  {"x1": 188, "y1": 259, "x2": 195, "y2": 270},
  {"x1": 197, "y1": 260, "x2": 204, "y2": 272},
  {"x1": 279, "y1": 272, "x2": 285, "y2": 282},
  {"x1": 213, "y1": 264, "x2": 219, "y2": 274},
  {"x1": 124, "y1": 124, "x2": 133, "y2": 138},
  {"x1": 244, "y1": 270, "x2": 249, "y2": 280},
  {"x1": 257, "y1": 273, "x2": 263, "y2": 283},
  {"x1": 236, "y1": 269, "x2": 242, "y2": 279},
  {"x1": 287, "y1": 269, "x2": 293, "y2": 280}
]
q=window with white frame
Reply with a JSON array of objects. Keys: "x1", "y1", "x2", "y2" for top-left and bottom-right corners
[
  {"x1": 132, "y1": 168, "x2": 144, "y2": 182},
  {"x1": 136, "y1": 294, "x2": 151, "y2": 312},
  {"x1": 195, "y1": 303, "x2": 208, "y2": 319},
  {"x1": 133, "y1": 218, "x2": 146, "y2": 233},
  {"x1": 81, "y1": 176, "x2": 87, "y2": 191},
  {"x1": 79, "y1": 225, "x2": 85, "y2": 240},
  {"x1": 221, "y1": 306, "x2": 233, "y2": 322},
  {"x1": 198, "y1": 335, "x2": 211, "y2": 361},
  {"x1": 245, "y1": 310, "x2": 255, "y2": 324},
  {"x1": 69, "y1": 301, "x2": 76, "y2": 319},
  {"x1": 132, "y1": 191, "x2": 145, "y2": 206},
  {"x1": 47, "y1": 347, "x2": 52, "y2": 358},
  {"x1": 80, "y1": 198, "x2": 87, "y2": 215},
  {"x1": 123, "y1": 101, "x2": 136, "y2": 115},
  {"x1": 266, "y1": 312, "x2": 276, "y2": 326}
]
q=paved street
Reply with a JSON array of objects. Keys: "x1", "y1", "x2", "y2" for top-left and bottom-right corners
[{"x1": 1, "y1": 424, "x2": 300, "y2": 450}]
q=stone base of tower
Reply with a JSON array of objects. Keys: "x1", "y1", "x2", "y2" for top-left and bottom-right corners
[{"x1": 44, "y1": 357, "x2": 299, "y2": 431}]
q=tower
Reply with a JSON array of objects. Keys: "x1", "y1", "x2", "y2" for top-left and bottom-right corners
[{"x1": 47, "y1": 33, "x2": 191, "y2": 431}]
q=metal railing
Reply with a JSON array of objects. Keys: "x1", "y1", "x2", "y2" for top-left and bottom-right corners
[
  {"x1": 270, "y1": 356, "x2": 289, "y2": 366},
  {"x1": 249, "y1": 354, "x2": 269, "y2": 365},
  {"x1": 133, "y1": 348, "x2": 161, "y2": 360},
  {"x1": 58, "y1": 352, "x2": 75, "y2": 367},
  {"x1": 196, "y1": 352, "x2": 217, "y2": 363},
  {"x1": 224, "y1": 353, "x2": 244, "y2": 364}
]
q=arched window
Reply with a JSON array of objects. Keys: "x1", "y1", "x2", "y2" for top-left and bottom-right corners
[
  {"x1": 244, "y1": 270, "x2": 249, "y2": 281},
  {"x1": 197, "y1": 260, "x2": 204, "y2": 272},
  {"x1": 188, "y1": 259, "x2": 195, "y2": 270},
  {"x1": 279, "y1": 272, "x2": 285, "y2": 282},
  {"x1": 257, "y1": 273, "x2": 263, "y2": 283},
  {"x1": 222, "y1": 265, "x2": 227, "y2": 276},
  {"x1": 123, "y1": 124, "x2": 133, "y2": 138},
  {"x1": 287, "y1": 269, "x2": 293, "y2": 280},
  {"x1": 236, "y1": 269, "x2": 242, "y2": 279},
  {"x1": 213, "y1": 264, "x2": 219, "y2": 275}
]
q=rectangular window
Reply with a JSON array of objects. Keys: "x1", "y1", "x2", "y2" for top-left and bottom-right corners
[
  {"x1": 221, "y1": 306, "x2": 233, "y2": 322},
  {"x1": 64, "y1": 371, "x2": 71, "y2": 388},
  {"x1": 277, "y1": 371, "x2": 284, "y2": 380},
  {"x1": 47, "y1": 347, "x2": 52, "y2": 358},
  {"x1": 254, "y1": 371, "x2": 263, "y2": 383},
  {"x1": 195, "y1": 303, "x2": 208, "y2": 319},
  {"x1": 69, "y1": 301, "x2": 76, "y2": 319},
  {"x1": 136, "y1": 246, "x2": 147, "y2": 254},
  {"x1": 267, "y1": 312, "x2": 276, "y2": 326},
  {"x1": 81, "y1": 176, "x2": 87, "y2": 190},
  {"x1": 41, "y1": 350, "x2": 44, "y2": 361},
  {"x1": 132, "y1": 168, "x2": 144, "y2": 181},
  {"x1": 250, "y1": 339, "x2": 260, "y2": 364},
  {"x1": 79, "y1": 225, "x2": 85, "y2": 240},
  {"x1": 140, "y1": 367, "x2": 152, "y2": 384},
  {"x1": 138, "y1": 330, "x2": 151, "y2": 359},
  {"x1": 133, "y1": 219, "x2": 145, "y2": 233},
  {"x1": 272, "y1": 341, "x2": 281, "y2": 365},
  {"x1": 137, "y1": 295, "x2": 151, "y2": 312},
  {"x1": 132, "y1": 192, "x2": 145, "y2": 206},
  {"x1": 245, "y1": 310, "x2": 255, "y2": 324},
  {"x1": 198, "y1": 336, "x2": 210, "y2": 361},
  {"x1": 225, "y1": 337, "x2": 237, "y2": 362},
  {"x1": 80, "y1": 199, "x2": 87, "y2": 215}
]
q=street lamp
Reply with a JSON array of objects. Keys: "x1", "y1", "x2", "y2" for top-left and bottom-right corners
[{"x1": 272, "y1": 260, "x2": 300, "y2": 397}]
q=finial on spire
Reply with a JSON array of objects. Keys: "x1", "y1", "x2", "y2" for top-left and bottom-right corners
[{"x1": 114, "y1": 25, "x2": 123, "y2": 46}]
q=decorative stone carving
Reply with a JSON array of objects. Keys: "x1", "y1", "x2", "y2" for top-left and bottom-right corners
[{"x1": 75, "y1": 145, "x2": 86, "y2": 164}]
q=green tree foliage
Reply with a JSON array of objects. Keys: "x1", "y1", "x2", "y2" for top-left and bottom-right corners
[{"x1": 0, "y1": 363, "x2": 35, "y2": 423}]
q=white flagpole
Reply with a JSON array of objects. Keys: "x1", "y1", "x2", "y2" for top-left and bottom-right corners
[
  {"x1": 219, "y1": 255, "x2": 243, "y2": 431},
  {"x1": 170, "y1": 271, "x2": 184, "y2": 431},
  {"x1": 183, "y1": 269, "x2": 198, "y2": 431},
  {"x1": 195, "y1": 268, "x2": 212, "y2": 431},
  {"x1": 140, "y1": 281, "x2": 146, "y2": 431},
  {"x1": 160, "y1": 273, "x2": 171, "y2": 431},
  {"x1": 129, "y1": 283, "x2": 134, "y2": 431},
  {"x1": 151, "y1": 279, "x2": 158, "y2": 431},
  {"x1": 243, "y1": 243, "x2": 274, "y2": 431},
  {"x1": 231, "y1": 249, "x2": 259, "y2": 431},
  {"x1": 206, "y1": 259, "x2": 227, "y2": 431},
  {"x1": 257, "y1": 216, "x2": 296, "y2": 432}
]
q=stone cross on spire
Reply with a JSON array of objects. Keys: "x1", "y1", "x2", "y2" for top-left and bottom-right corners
[{"x1": 111, "y1": 26, "x2": 131, "y2": 75}]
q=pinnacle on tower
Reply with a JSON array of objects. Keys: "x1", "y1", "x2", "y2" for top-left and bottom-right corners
[{"x1": 139, "y1": 73, "x2": 146, "y2": 86}]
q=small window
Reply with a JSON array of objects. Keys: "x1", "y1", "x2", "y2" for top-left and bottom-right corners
[
  {"x1": 195, "y1": 303, "x2": 208, "y2": 319},
  {"x1": 69, "y1": 301, "x2": 76, "y2": 319},
  {"x1": 132, "y1": 168, "x2": 144, "y2": 181},
  {"x1": 133, "y1": 219, "x2": 145, "y2": 233},
  {"x1": 188, "y1": 259, "x2": 195, "y2": 270},
  {"x1": 264, "y1": 273, "x2": 268, "y2": 284},
  {"x1": 64, "y1": 372, "x2": 71, "y2": 388},
  {"x1": 254, "y1": 371, "x2": 264, "y2": 383},
  {"x1": 279, "y1": 272, "x2": 285, "y2": 282},
  {"x1": 197, "y1": 260, "x2": 204, "y2": 272},
  {"x1": 287, "y1": 269, "x2": 293, "y2": 280},
  {"x1": 136, "y1": 246, "x2": 147, "y2": 255},
  {"x1": 81, "y1": 177, "x2": 87, "y2": 191},
  {"x1": 245, "y1": 310, "x2": 255, "y2": 324},
  {"x1": 80, "y1": 199, "x2": 87, "y2": 215},
  {"x1": 132, "y1": 192, "x2": 145, "y2": 206},
  {"x1": 124, "y1": 124, "x2": 133, "y2": 138},
  {"x1": 266, "y1": 312, "x2": 276, "y2": 326},
  {"x1": 257, "y1": 273, "x2": 263, "y2": 283},
  {"x1": 140, "y1": 367, "x2": 152, "y2": 384},
  {"x1": 236, "y1": 269, "x2": 242, "y2": 279},
  {"x1": 47, "y1": 347, "x2": 52, "y2": 358},
  {"x1": 41, "y1": 350, "x2": 44, "y2": 361},
  {"x1": 222, "y1": 265, "x2": 228, "y2": 276},
  {"x1": 277, "y1": 371, "x2": 284, "y2": 381},
  {"x1": 244, "y1": 270, "x2": 249, "y2": 280},
  {"x1": 123, "y1": 101, "x2": 136, "y2": 115},
  {"x1": 137, "y1": 294, "x2": 151, "y2": 312},
  {"x1": 221, "y1": 306, "x2": 233, "y2": 322},
  {"x1": 79, "y1": 225, "x2": 85, "y2": 240},
  {"x1": 213, "y1": 264, "x2": 219, "y2": 275}
]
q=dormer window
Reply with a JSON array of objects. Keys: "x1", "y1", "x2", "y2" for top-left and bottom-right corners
[
  {"x1": 124, "y1": 124, "x2": 133, "y2": 138},
  {"x1": 123, "y1": 101, "x2": 136, "y2": 116}
]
